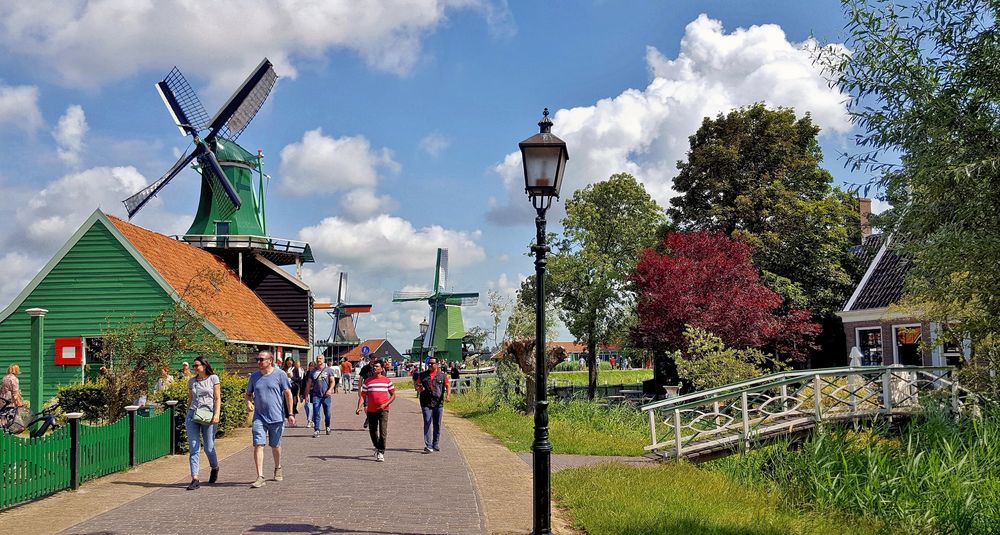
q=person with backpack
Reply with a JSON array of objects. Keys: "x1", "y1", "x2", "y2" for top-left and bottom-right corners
[{"x1": 415, "y1": 355, "x2": 451, "y2": 453}]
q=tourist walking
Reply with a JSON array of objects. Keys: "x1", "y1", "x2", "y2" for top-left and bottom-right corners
[
  {"x1": 178, "y1": 361, "x2": 192, "y2": 380},
  {"x1": 304, "y1": 355, "x2": 335, "y2": 437},
  {"x1": 341, "y1": 358, "x2": 353, "y2": 393},
  {"x1": 245, "y1": 350, "x2": 295, "y2": 488},
  {"x1": 330, "y1": 360, "x2": 342, "y2": 393},
  {"x1": 416, "y1": 356, "x2": 451, "y2": 453},
  {"x1": 303, "y1": 361, "x2": 315, "y2": 427},
  {"x1": 288, "y1": 359, "x2": 305, "y2": 419},
  {"x1": 185, "y1": 356, "x2": 220, "y2": 490},
  {"x1": 356, "y1": 360, "x2": 395, "y2": 462}
]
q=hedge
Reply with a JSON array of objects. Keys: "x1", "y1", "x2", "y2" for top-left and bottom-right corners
[
  {"x1": 57, "y1": 382, "x2": 108, "y2": 421},
  {"x1": 154, "y1": 373, "x2": 249, "y2": 453}
]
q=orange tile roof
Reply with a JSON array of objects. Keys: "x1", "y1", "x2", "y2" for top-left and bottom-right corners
[
  {"x1": 108, "y1": 215, "x2": 308, "y2": 348},
  {"x1": 342, "y1": 339, "x2": 385, "y2": 361}
]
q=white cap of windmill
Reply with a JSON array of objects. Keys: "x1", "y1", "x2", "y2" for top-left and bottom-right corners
[
  {"x1": 122, "y1": 58, "x2": 278, "y2": 229},
  {"x1": 313, "y1": 272, "x2": 372, "y2": 346},
  {"x1": 392, "y1": 248, "x2": 479, "y2": 349}
]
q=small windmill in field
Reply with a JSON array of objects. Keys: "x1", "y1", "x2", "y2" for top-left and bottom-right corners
[
  {"x1": 314, "y1": 273, "x2": 371, "y2": 359},
  {"x1": 393, "y1": 248, "x2": 478, "y2": 363}
]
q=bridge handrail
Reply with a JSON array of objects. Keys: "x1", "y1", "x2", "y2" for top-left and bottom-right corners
[{"x1": 641, "y1": 366, "x2": 955, "y2": 414}]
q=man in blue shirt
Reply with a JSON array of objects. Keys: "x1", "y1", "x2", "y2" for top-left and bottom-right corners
[{"x1": 245, "y1": 350, "x2": 295, "y2": 488}]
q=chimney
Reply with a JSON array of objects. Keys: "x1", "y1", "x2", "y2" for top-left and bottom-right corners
[{"x1": 859, "y1": 197, "x2": 872, "y2": 239}]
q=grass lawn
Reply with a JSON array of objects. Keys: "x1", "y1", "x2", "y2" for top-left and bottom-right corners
[
  {"x1": 552, "y1": 462, "x2": 886, "y2": 535},
  {"x1": 448, "y1": 390, "x2": 648, "y2": 456},
  {"x1": 549, "y1": 369, "x2": 653, "y2": 385}
]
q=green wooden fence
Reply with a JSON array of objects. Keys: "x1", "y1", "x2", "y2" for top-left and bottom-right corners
[
  {"x1": 79, "y1": 417, "x2": 130, "y2": 483},
  {"x1": 1, "y1": 404, "x2": 177, "y2": 510},
  {"x1": 135, "y1": 411, "x2": 171, "y2": 464},
  {"x1": 0, "y1": 425, "x2": 71, "y2": 509}
]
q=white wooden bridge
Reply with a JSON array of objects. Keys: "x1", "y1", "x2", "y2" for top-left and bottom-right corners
[{"x1": 641, "y1": 366, "x2": 978, "y2": 462}]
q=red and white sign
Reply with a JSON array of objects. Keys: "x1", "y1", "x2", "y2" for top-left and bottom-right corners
[{"x1": 55, "y1": 337, "x2": 83, "y2": 365}]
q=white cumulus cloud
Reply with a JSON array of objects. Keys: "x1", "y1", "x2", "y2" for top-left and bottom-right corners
[
  {"x1": 53, "y1": 104, "x2": 88, "y2": 165},
  {"x1": 0, "y1": 1, "x2": 491, "y2": 92},
  {"x1": 299, "y1": 214, "x2": 484, "y2": 273},
  {"x1": 0, "y1": 83, "x2": 43, "y2": 131},
  {"x1": 488, "y1": 14, "x2": 852, "y2": 224}
]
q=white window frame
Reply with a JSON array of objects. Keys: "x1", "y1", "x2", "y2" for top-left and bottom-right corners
[
  {"x1": 891, "y1": 323, "x2": 923, "y2": 365},
  {"x1": 854, "y1": 326, "x2": 883, "y2": 365}
]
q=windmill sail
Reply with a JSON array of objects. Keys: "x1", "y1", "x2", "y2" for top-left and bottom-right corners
[
  {"x1": 123, "y1": 148, "x2": 196, "y2": 217},
  {"x1": 208, "y1": 58, "x2": 277, "y2": 141},
  {"x1": 156, "y1": 67, "x2": 210, "y2": 134},
  {"x1": 436, "y1": 248, "x2": 448, "y2": 292}
]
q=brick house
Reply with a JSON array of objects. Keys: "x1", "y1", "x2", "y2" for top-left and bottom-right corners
[{"x1": 836, "y1": 200, "x2": 970, "y2": 367}]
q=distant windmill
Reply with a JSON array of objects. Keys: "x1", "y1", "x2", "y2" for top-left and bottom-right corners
[
  {"x1": 122, "y1": 58, "x2": 278, "y2": 238},
  {"x1": 314, "y1": 272, "x2": 372, "y2": 358},
  {"x1": 393, "y1": 248, "x2": 478, "y2": 362}
]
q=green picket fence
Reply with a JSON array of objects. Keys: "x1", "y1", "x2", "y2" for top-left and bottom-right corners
[
  {"x1": 1, "y1": 403, "x2": 178, "y2": 510},
  {"x1": 135, "y1": 411, "x2": 171, "y2": 464},
  {"x1": 79, "y1": 417, "x2": 130, "y2": 483},
  {"x1": 0, "y1": 425, "x2": 71, "y2": 509}
]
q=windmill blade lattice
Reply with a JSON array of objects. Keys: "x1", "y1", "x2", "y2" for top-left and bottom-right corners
[
  {"x1": 157, "y1": 67, "x2": 210, "y2": 134},
  {"x1": 123, "y1": 148, "x2": 197, "y2": 218},
  {"x1": 208, "y1": 59, "x2": 277, "y2": 141},
  {"x1": 393, "y1": 290, "x2": 434, "y2": 301},
  {"x1": 197, "y1": 154, "x2": 239, "y2": 219}
]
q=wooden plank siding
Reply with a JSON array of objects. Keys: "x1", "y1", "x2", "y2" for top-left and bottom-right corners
[
  {"x1": 249, "y1": 271, "x2": 311, "y2": 344},
  {"x1": 0, "y1": 222, "x2": 187, "y2": 400}
]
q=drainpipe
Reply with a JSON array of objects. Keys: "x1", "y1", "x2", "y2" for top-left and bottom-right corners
[{"x1": 26, "y1": 308, "x2": 48, "y2": 419}]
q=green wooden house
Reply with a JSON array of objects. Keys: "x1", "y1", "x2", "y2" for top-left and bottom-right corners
[{"x1": 0, "y1": 210, "x2": 309, "y2": 400}]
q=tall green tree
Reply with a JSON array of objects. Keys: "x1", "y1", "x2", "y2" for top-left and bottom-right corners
[
  {"x1": 549, "y1": 173, "x2": 664, "y2": 399},
  {"x1": 824, "y1": 0, "x2": 1000, "y2": 358},
  {"x1": 669, "y1": 104, "x2": 861, "y2": 317}
]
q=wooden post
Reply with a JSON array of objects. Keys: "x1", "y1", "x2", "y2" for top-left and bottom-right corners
[
  {"x1": 26, "y1": 308, "x2": 47, "y2": 426},
  {"x1": 780, "y1": 384, "x2": 789, "y2": 414},
  {"x1": 741, "y1": 392, "x2": 751, "y2": 451},
  {"x1": 648, "y1": 408, "x2": 657, "y2": 447},
  {"x1": 67, "y1": 412, "x2": 83, "y2": 490},
  {"x1": 165, "y1": 400, "x2": 179, "y2": 455},
  {"x1": 673, "y1": 409, "x2": 683, "y2": 458},
  {"x1": 882, "y1": 370, "x2": 893, "y2": 415},
  {"x1": 126, "y1": 405, "x2": 139, "y2": 467},
  {"x1": 813, "y1": 375, "x2": 823, "y2": 422}
]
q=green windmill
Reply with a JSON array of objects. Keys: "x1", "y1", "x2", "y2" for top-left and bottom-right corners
[
  {"x1": 123, "y1": 59, "x2": 276, "y2": 238},
  {"x1": 393, "y1": 248, "x2": 479, "y2": 363}
]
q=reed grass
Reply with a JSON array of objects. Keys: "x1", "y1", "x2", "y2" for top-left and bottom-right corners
[{"x1": 709, "y1": 407, "x2": 1000, "y2": 534}]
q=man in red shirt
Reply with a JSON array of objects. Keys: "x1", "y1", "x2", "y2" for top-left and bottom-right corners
[{"x1": 355, "y1": 359, "x2": 395, "y2": 462}]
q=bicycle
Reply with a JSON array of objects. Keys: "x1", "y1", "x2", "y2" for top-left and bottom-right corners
[{"x1": 1, "y1": 402, "x2": 61, "y2": 438}]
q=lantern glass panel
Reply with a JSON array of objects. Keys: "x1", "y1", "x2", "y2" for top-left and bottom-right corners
[{"x1": 524, "y1": 146, "x2": 563, "y2": 192}]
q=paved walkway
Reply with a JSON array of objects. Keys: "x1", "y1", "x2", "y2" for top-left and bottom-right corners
[
  {"x1": 59, "y1": 391, "x2": 485, "y2": 535},
  {"x1": 2, "y1": 386, "x2": 589, "y2": 534}
]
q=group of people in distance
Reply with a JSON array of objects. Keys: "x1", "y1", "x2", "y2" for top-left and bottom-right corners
[{"x1": 182, "y1": 350, "x2": 453, "y2": 490}]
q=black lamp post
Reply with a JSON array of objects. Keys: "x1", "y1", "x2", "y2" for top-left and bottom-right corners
[
  {"x1": 519, "y1": 108, "x2": 568, "y2": 535},
  {"x1": 418, "y1": 318, "x2": 429, "y2": 368}
]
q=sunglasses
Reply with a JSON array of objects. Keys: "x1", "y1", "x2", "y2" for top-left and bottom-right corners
[{"x1": 255, "y1": 358, "x2": 270, "y2": 362}]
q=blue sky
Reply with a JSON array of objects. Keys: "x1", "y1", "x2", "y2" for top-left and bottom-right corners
[{"x1": 0, "y1": 1, "x2": 876, "y2": 353}]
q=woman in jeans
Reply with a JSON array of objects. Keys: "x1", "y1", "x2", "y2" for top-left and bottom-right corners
[{"x1": 185, "y1": 356, "x2": 220, "y2": 490}]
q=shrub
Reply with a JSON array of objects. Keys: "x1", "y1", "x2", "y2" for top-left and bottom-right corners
[
  {"x1": 154, "y1": 372, "x2": 249, "y2": 453},
  {"x1": 674, "y1": 326, "x2": 784, "y2": 390},
  {"x1": 57, "y1": 382, "x2": 108, "y2": 421},
  {"x1": 553, "y1": 360, "x2": 579, "y2": 372}
]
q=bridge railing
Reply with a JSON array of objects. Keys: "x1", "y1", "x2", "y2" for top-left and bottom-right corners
[{"x1": 641, "y1": 366, "x2": 977, "y2": 459}]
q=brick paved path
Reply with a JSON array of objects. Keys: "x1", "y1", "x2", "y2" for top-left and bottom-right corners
[{"x1": 61, "y1": 392, "x2": 486, "y2": 535}]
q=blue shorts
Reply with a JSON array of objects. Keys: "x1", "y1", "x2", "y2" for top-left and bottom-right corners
[{"x1": 252, "y1": 419, "x2": 284, "y2": 448}]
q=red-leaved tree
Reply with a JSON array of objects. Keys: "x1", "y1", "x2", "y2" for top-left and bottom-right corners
[{"x1": 633, "y1": 231, "x2": 819, "y2": 363}]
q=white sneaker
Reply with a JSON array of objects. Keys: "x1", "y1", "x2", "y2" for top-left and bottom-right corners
[
  {"x1": 313, "y1": 430, "x2": 319, "y2": 438},
  {"x1": 376, "y1": 452, "x2": 385, "y2": 462}
]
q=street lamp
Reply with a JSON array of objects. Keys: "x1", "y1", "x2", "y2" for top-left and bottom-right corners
[
  {"x1": 419, "y1": 317, "x2": 429, "y2": 336},
  {"x1": 519, "y1": 108, "x2": 568, "y2": 535}
]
